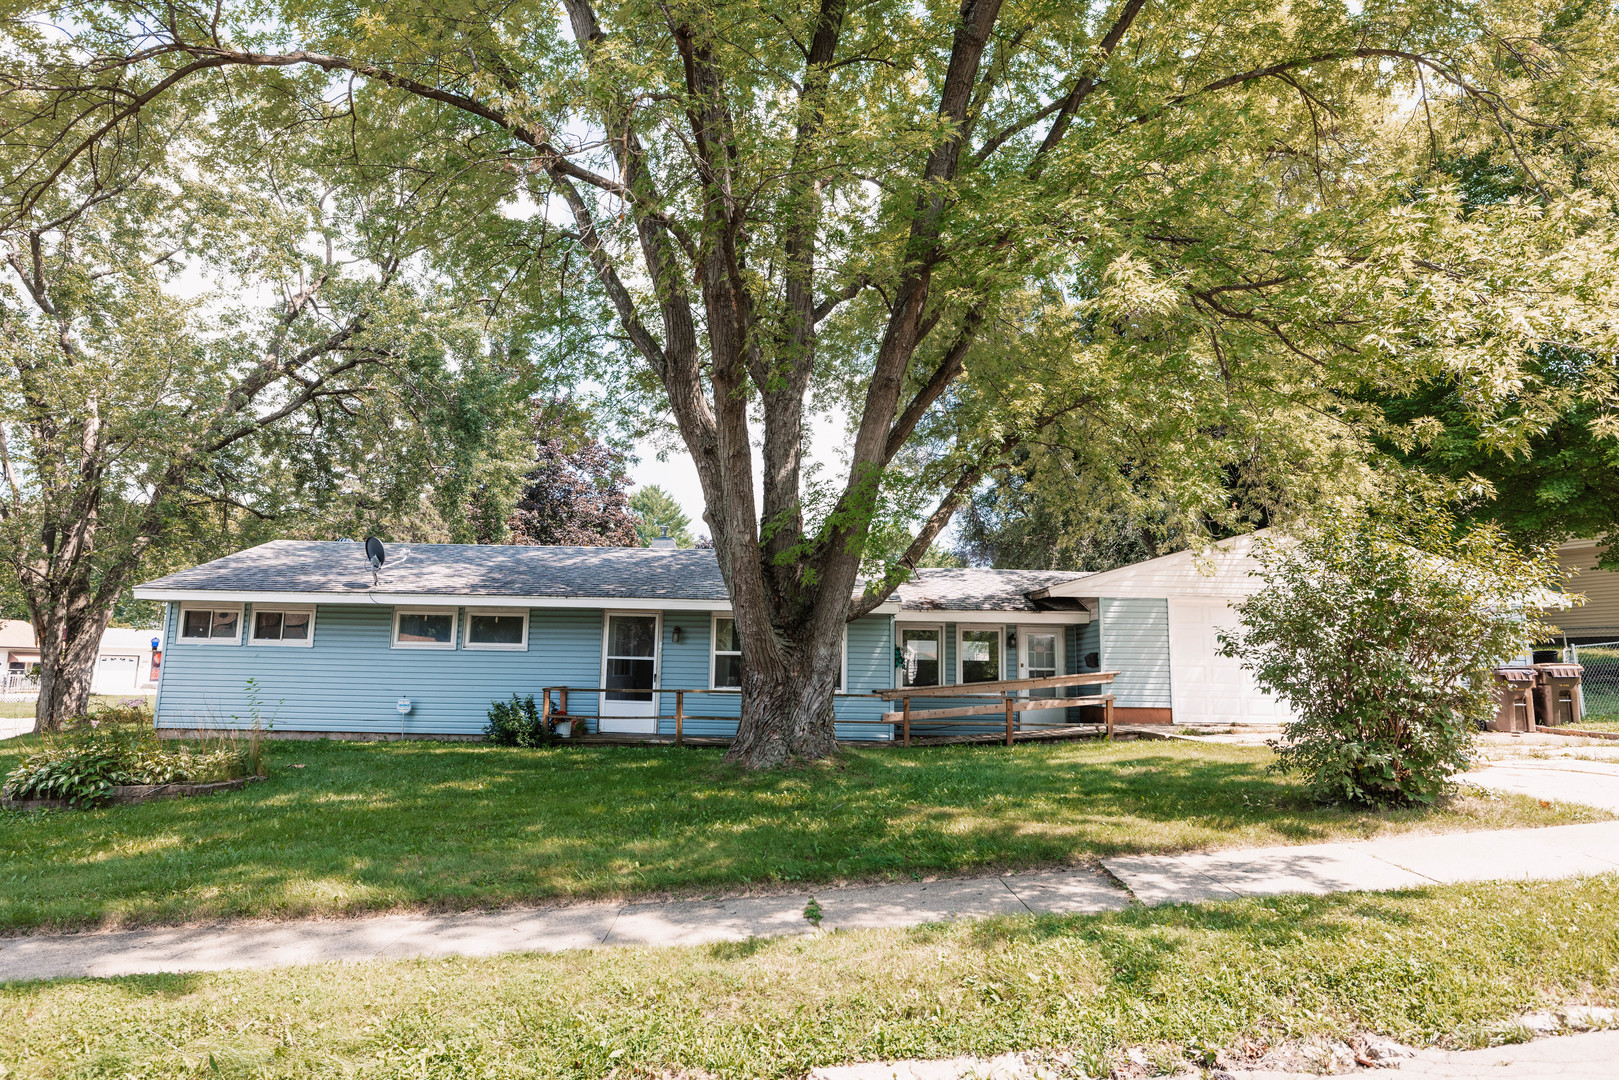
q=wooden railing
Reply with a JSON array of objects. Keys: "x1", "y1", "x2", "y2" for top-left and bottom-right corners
[
  {"x1": 539, "y1": 671, "x2": 1118, "y2": 747},
  {"x1": 539, "y1": 686, "x2": 883, "y2": 746},
  {"x1": 874, "y1": 671, "x2": 1120, "y2": 746}
]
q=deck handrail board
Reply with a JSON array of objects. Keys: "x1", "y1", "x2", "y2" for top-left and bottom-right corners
[
  {"x1": 872, "y1": 672, "x2": 1119, "y2": 699},
  {"x1": 885, "y1": 694, "x2": 1113, "y2": 722}
]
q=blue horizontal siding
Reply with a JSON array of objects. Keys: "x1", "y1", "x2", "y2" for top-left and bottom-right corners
[
  {"x1": 898, "y1": 622, "x2": 1086, "y2": 736},
  {"x1": 1099, "y1": 598, "x2": 1171, "y2": 708},
  {"x1": 156, "y1": 602, "x2": 895, "y2": 740}
]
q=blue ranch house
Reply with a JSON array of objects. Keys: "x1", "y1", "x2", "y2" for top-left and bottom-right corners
[{"x1": 134, "y1": 535, "x2": 1292, "y2": 739}]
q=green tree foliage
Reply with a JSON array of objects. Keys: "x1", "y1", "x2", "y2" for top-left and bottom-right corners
[
  {"x1": 1378, "y1": 366, "x2": 1619, "y2": 561},
  {"x1": 630, "y1": 485, "x2": 695, "y2": 548},
  {"x1": 1220, "y1": 518, "x2": 1559, "y2": 805},
  {"x1": 0, "y1": 104, "x2": 524, "y2": 731},
  {"x1": 7, "y1": 0, "x2": 1618, "y2": 763},
  {"x1": 506, "y1": 399, "x2": 640, "y2": 547}
]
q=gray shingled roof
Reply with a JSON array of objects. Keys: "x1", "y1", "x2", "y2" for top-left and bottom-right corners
[
  {"x1": 892, "y1": 568, "x2": 1091, "y2": 611},
  {"x1": 137, "y1": 541, "x2": 1091, "y2": 610},
  {"x1": 136, "y1": 541, "x2": 732, "y2": 600}
]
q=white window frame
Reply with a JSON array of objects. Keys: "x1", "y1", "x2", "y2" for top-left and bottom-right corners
[
  {"x1": 709, "y1": 613, "x2": 848, "y2": 691},
  {"x1": 463, "y1": 607, "x2": 530, "y2": 651},
  {"x1": 709, "y1": 612, "x2": 743, "y2": 691},
  {"x1": 248, "y1": 605, "x2": 316, "y2": 647},
  {"x1": 897, "y1": 622, "x2": 945, "y2": 689},
  {"x1": 177, "y1": 603, "x2": 244, "y2": 645},
  {"x1": 955, "y1": 624, "x2": 1005, "y2": 687},
  {"x1": 390, "y1": 606, "x2": 458, "y2": 650}
]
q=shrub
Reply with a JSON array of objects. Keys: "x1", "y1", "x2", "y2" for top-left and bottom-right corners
[
  {"x1": 1219, "y1": 516, "x2": 1557, "y2": 806},
  {"x1": 4, "y1": 726, "x2": 253, "y2": 806},
  {"x1": 77, "y1": 698, "x2": 154, "y2": 729},
  {"x1": 2, "y1": 744, "x2": 134, "y2": 805},
  {"x1": 484, "y1": 694, "x2": 555, "y2": 747}
]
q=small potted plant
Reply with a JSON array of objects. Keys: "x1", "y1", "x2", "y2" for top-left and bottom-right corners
[{"x1": 551, "y1": 708, "x2": 574, "y2": 739}]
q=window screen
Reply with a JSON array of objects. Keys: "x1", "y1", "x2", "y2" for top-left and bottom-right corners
[
  {"x1": 959, "y1": 628, "x2": 1001, "y2": 683},
  {"x1": 713, "y1": 617, "x2": 742, "y2": 688},
  {"x1": 467, "y1": 613, "x2": 525, "y2": 646},
  {"x1": 396, "y1": 611, "x2": 454, "y2": 645},
  {"x1": 900, "y1": 627, "x2": 940, "y2": 687}
]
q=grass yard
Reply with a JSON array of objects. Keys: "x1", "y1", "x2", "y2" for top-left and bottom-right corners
[
  {"x1": 0, "y1": 694, "x2": 144, "y2": 720},
  {"x1": 0, "y1": 737, "x2": 1604, "y2": 933},
  {"x1": 5, "y1": 876, "x2": 1619, "y2": 1078}
]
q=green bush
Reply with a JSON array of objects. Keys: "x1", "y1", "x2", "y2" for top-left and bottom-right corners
[
  {"x1": 2, "y1": 744, "x2": 134, "y2": 805},
  {"x1": 82, "y1": 698, "x2": 155, "y2": 728},
  {"x1": 484, "y1": 694, "x2": 556, "y2": 747},
  {"x1": 4, "y1": 726, "x2": 253, "y2": 807},
  {"x1": 1219, "y1": 516, "x2": 1557, "y2": 806}
]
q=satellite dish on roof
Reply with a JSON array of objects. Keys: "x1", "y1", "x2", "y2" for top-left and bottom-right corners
[{"x1": 364, "y1": 536, "x2": 386, "y2": 586}]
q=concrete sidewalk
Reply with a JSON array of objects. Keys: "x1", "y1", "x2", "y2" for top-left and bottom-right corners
[
  {"x1": 809, "y1": 1028, "x2": 1619, "y2": 1078},
  {"x1": 1105, "y1": 761, "x2": 1619, "y2": 906},
  {"x1": 1105, "y1": 819, "x2": 1619, "y2": 906},
  {"x1": 0, "y1": 867, "x2": 1128, "y2": 982}
]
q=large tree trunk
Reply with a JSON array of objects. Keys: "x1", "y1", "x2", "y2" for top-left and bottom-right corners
[
  {"x1": 727, "y1": 627, "x2": 844, "y2": 766},
  {"x1": 30, "y1": 594, "x2": 115, "y2": 734}
]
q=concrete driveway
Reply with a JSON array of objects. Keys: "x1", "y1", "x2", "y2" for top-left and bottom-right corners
[{"x1": 1464, "y1": 758, "x2": 1619, "y2": 813}]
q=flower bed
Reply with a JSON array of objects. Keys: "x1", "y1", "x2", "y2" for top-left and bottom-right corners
[
  {"x1": 2, "y1": 704, "x2": 264, "y2": 808},
  {"x1": 2, "y1": 775, "x2": 266, "y2": 811}
]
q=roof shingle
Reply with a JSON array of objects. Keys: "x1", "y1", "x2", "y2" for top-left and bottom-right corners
[{"x1": 136, "y1": 541, "x2": 1093, "y2": 611}]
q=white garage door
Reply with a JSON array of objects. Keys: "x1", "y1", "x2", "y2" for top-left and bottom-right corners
[
  {"x1": 93, "y1": 654, "x2": 140, "y2": 693},
  {"x1": 1168, "y1": 598, "x2": 1293, "y2": 726}
]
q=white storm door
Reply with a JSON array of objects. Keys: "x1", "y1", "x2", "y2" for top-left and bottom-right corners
[
  {"x1": 600, "y1": 613, "x2": 660, "y2": 733},
  {"x1": 1018, "y1": 628, "x2": 1067, "y2": 726},
  {"x1": 1167, "y1": 598, "x2": 1292, "y2": 726}
]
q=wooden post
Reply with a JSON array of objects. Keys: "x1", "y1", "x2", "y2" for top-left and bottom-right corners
[
  {"x1": 1004, "y1": 692, "x2": 1014, "y2": 747},
  {"x1": 541, "y1": 689, "x2": 551, "y2": 733},
  {"x1": 675, "y1": 690, "x2": 684, "y2": 746},
  {"x1": 902, "y1": 696, "x2": 911, "y2": 747},
  {"x1": 1105, "y1": 696, "x2": 1114, "y2": 741}
]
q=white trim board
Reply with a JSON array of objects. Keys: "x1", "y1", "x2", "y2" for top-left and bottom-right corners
[
  {"x1": 894, "y1": 611, "x2": 1088, "y2": 626},
  {"x1": 1040, "y1": 531, "x2": 1271, "y2": 601}
]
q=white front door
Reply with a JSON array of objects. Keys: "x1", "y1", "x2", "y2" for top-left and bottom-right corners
[
  {"x1": 600, "y1": 613, "x2": 660, "y2": 734},
  {"x1": 1167, "y1": 598, "x2": 1293, "y2": 726},
  {"x1": 1017, "y1": 627, "x2": 1067, "y2": 726}
]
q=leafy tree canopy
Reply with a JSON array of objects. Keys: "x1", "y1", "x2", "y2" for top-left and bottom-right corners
[
  {"x1": 7, "y1": 0, "x2": 1618, "y2": 762},
  {"x1": 630, "y1": 485, "x2": 695, "y2": 548},
  {"x1": 506, "y1": 398, "x2": 640, "y2": 547},
  {"x1": 0, "y1": 93, "x2": 529, "y2": 730}
]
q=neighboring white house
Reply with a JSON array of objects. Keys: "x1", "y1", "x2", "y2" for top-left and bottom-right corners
[
  {"x1": 1032, "y1": 532, "x2": 1296, "y2": 727},
  {"x1": 1555, "y1": 540, "x2": 1619, "y2": 642},
  {"x1": 0, "y1": 620, "x2": 164, "y2": 696}
]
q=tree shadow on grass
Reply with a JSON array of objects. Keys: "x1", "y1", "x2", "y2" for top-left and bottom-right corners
[{"x1": 0, "y1": 740, "x2": 1535, "y2": 933}]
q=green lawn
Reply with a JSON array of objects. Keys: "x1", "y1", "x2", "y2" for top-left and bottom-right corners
[
  {"x1": 5, "y1": 877, "x2": 1619, "y2": 1078},
  {"x1": 0, "y1": 737, "x2": 1604, "y2": 933}
]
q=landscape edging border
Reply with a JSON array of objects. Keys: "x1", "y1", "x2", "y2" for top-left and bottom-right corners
[{"x1": 1, "y1": 774, "x2": 267, "y2": 811}]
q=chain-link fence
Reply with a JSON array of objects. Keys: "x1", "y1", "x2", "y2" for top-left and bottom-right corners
[{"x1": 1571, "y1": 642, "x2": 1619, "y2": 722}]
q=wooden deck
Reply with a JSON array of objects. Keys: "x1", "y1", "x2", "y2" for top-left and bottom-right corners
[{"x1": 567, "y1": 723, "x2": 1181, "y2": 749}]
